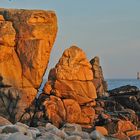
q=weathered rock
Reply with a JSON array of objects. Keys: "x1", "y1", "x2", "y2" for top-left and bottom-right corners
[
  {"x1": 68, "y1": 131, "x2": 90, "y2": 139},
  {"x1": 90, "y1": 130, "x2": 105, "y2": 140},
  {"x1": 0, "y1": 116, "x2": 12, "y2": 126},
  {"x1": 94, "y1": 106, "x2": 104, "y2": 114},
  {"x1": 95, "y1": 126, "x2": 108, "y2": 136},
  {"x1": 63, "y1": 99, "x2": 81, "y2": 124},
  {"x1": 0, "y1": 15, "x2": 4, "y2": 21},
  {"x1": 29, "y1": 127, "x2": 41, "y2": 139},
  {"x1": 44, "y1": 46, "x2": 97, "y2": 104},
  {"x1": 45, "y1": 123, "x2": 67, "y2": 139},
  {"x1": 62, "y1": 123, "x2": 82, "y2": 135},
  {"x1": 90, "y1": 56, "x2": 108, "y2": 97},
  {"x1": 0, "y1": 20, "x2": 22, "y2": 88},
  {"x1": 0, "y1": 133, "x2": 10, "y2": 140},
  {"x1": 116, "y1": 120, "x2": 137, "y2": 133},
  {"x1": 0, "y1": 123, "x2": 33, "y2": 139},
  {"x1": 15, "y1": 122, "x2": 33, "y2": 139},
  {"x1": 0, "y1": 8, "x2": 58, "y2": 88},
  {"x1": 44, "y1": 96, "x2": 66, "y2": 127},
  {"x1": 43, "y1": 46, "x2": 96, "y2": 127},
  {"x1": 112, "y1": 132, "x2": 130, "y2": 140},
  {"x1": 130, "y1": 135, "x2": 140, "y2": 140},
  {"x1": 0, "y1": 8, "x2": 57, "y2": 122},
  {"x1": 43, "y1": 98, "x2": 95, "y2": 126},
  {"x1": 0, "y1": 18, "x2": 15, "y2": 47},
  {"x1": 64, "y1": 135, "x2": 82, "y2": 140},
  {"x1": 1, "y1": 125, "x2": 19, "y2": 134},
  {"x1": 126, "y1": 130, "x2": 140, "y2": 137},
  {"x1": 122, "y1": 109, "x2": 138, "y2": 125},
  {"x1": 6, "y1": 132, "x2": 32, "y2": 140},
  {"x1": 110, "y1": 94, "x2": 140, "y2": 112},
  {"x1": 78, "y1": 106, "x2": 95, "y2": 125},
  {"x1": 36, "y1": 132, "x2": 62, "y2": 140}
]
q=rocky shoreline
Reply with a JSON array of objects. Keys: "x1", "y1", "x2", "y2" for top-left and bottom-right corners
[
  {"x1": 0, "y1": 85, "x2": 140, "y2": 140},
  {"x1": 0, "y1": 8, "x2": 140, "y2": 140},
  {"x1": 0, "y1": 120, "x2": 115, "y2": 140}
]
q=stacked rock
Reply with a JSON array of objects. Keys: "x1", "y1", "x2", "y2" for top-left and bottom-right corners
[{"x1": 43, "y1": 46, "x2": 97, "y2": 128}]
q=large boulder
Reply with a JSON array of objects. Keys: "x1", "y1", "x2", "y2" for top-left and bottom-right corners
[
  {"x1": 43, "y1": 46, "x2": 96, "y2": 127},
  {"x1": 109, "y1": 85, "x2": 140, "y2": 112},
  {"x1": 43, "y1": 96, "x2": 66, "y2": 127},
  {"x1": 90, "y1": 56, "x2": 108, "y2": 97},
  {"x1": 0, "y1": 8, "x2": 57, "y2": 88},
  {"x1": 0, "y1": 8, "x2": 57, "y2": 121},
  {"x1": 44, "y1": 46, "x2": 97, "y2": 104}
]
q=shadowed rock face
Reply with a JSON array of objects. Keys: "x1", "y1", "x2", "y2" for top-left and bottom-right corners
[
  {"x1": 90, "y1": 56, "x2": 108, "y2": 97},
  {"x1": 44, "y1": 46, "x2": 97, "y2": 104},
  {"x1": 43, "y1": 46, "x2": 97, "y2": 127},
  {"x1": 0, "y1": 8, "x2": 57, "y2": 121}
]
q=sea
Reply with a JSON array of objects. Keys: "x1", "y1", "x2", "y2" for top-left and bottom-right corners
[{"x1": 107, "y1": 79, "x2": 140, "y2": 90}]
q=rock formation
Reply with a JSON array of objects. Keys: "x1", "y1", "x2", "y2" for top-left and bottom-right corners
[
  {"x1": 90, "y1": 56, "x2": 108, "y2": 97},
  {"x1": 0, "y1": 8, "x2": 57, "y2": 122},
  {"x1": 43, "y1": 46, "x2": 97, "y2": 127},
  {"x1": 1, "y1": 8, "x2": 140, "y2": 140},
  {"x1": 109, "y1": 85, "x2": 140, "y2": 112}
]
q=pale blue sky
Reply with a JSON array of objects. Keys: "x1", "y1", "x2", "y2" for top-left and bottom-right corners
[{"x1": 1, "y1": 0, "x2": 140, "y2": 79}]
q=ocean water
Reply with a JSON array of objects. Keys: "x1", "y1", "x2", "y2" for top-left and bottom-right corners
[{"x1": 107, "y1": 79, "x2": 140, "y2": 90}]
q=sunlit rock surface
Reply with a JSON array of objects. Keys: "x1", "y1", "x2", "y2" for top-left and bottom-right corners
[
  {"x1": 0, "y1": 8, "x2": 57, "y2": 121},
  {"x1": 43, "y1": 46, "x2": 97, "y2": 127}
]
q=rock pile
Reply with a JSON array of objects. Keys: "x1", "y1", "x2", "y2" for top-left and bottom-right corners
[
  {"x1": 0, "y1": 8, "x2": 57, "y2": 122},
  {"x1": 0, "y1": 117, "x2": 116, "y2": 140},
  {"x1": 43, "y1": 46, "x2": 97, "y2": 128},
  {"x1": 93, "y1": 85, "x2": 140, "y2": 139},
  {"x1": 1, "y1": 104, "x2": 140, "y2": 140}
]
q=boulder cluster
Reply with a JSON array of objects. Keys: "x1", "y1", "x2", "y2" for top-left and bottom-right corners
[{"x1": 0, "y1": 8, "x2": 140, "y2": 140}]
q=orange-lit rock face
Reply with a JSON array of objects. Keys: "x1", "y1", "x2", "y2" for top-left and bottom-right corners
[
  {"x1": 0, "y1": 15, "x2": 4, "y2": 21},
  {"x1": 45, "y1": 46, "x2": 97, "y2": 104},
  {"x1": 0, "y1": 20, "x2": 22, "y2": 87},
  {"x1": 55, "y1": 46, "x2": 93, "y2": 80},
  {"x1": 54, "y1": 80, "x2": 96, "y2": 104},
  {"x1": 0, "y1": 21, "x2": 16, "y2": 47},
  {"x1": 0, "y1": 9, "x2": 57, "y2": 88},
  {"x1": 0, "y1": 87, "x2": 37, "y2": 122},
  {"x1": 0, "y1": 8, "x2": 57, "y2": 121},
  {"x1": 63, "y1": 99, "x2": 81, "y2": 123},
  {"x1": 44, "y1": 96, "x2": 66, "y2": 127},
  {"x1": 43, "y1": 97, "x2": 95, "y2": 127},
  {"x1": 43, "y1": 46, "x2": 96, "y2": 127},
  {"x1": 117, "y1": 120, "x2": 137, "y2": 133}
]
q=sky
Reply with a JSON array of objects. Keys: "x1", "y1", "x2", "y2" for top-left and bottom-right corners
[{"x1": 1, "y1": 0, "x2": 140, "y2": 79}]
